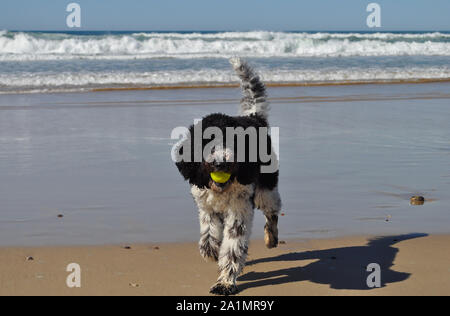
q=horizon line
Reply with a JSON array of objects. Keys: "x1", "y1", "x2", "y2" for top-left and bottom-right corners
[{"x1": 3, "y1": 29, "x2": 450, "y2": 33}]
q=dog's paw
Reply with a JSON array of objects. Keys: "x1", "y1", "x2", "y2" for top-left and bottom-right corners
[
  {"x1": 264, "y1": 225, "x2": 278, "y2": 249},
  {"x1": 209, "y1": 282, "x2": 238, "y2": 296},
  {"x1": 264, "y1": 235, "x2": 278, "y2": 249}
]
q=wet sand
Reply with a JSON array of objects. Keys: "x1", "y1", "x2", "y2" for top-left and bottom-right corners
[
  {"x1": 1, "y1": 83, "x2": 450, "y2": 247},
  {"x1": 1, "y1": 234, "x2": 449, "y2": 296}
]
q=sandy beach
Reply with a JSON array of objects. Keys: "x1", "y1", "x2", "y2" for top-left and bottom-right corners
[{"x1": 1, "y1": 234, "x2": 449, "y2": 296}]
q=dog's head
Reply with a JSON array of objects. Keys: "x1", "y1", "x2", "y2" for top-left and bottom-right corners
[
  {"x1": 175, "y1": 113, "x2": 268, "y2": 192},
  {"x1": 176, "y1": 143, "x2": 260, "y2": 193}
]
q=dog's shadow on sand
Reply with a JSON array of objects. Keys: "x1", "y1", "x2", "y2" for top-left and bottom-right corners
[{"x1": 239, "y1": 233, "x2": 428, "y2": 292}]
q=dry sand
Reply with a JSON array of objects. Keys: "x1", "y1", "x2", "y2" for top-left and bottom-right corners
[{"x1": 1, "y1": 234, "x2": 449, "y2": 296}]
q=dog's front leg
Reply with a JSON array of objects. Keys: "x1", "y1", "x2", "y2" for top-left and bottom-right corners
[
  {"x1": 198, "y1": 209, "x2": 223, "y2": 262},
  {"x1": 209, "y1": 206, "x2": 254, "y2": 295}
]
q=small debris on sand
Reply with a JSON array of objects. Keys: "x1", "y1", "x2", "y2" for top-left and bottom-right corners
[
  {"x1": 279, "y1": 241, "x2": 286, "y2": 245},
  {"x1": 129, "y1": 283, "x2": 139, "y2": 288},
  {"x1": 26, "y1": 256, "x2": 34, "y2": 261},
  {"x1": 410, "y1": 196, "x2": 425, "y2": 206},
  {"x1": 153, "y1": 246, "x2": 160, "y2": 250},
  {"x1": 123, "y1": 246, "x2": 132, "y2": 250}
]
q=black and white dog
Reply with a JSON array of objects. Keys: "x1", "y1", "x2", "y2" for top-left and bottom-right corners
[{"x1": 175, "y1": 58, "x2": 281, "y2": 295}]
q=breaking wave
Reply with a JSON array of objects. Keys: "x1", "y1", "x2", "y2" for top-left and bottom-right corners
[
  {"x1": 2, "y1": 67, "x2": 450, "y2": 94},
  {"x1": 1, "y1": 30, "x2": 450, "y2": 61}
]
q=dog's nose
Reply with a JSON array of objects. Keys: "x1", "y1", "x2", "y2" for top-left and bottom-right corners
[{"x1": 213, "y1": 160, "x2": 226, "y2": 168}]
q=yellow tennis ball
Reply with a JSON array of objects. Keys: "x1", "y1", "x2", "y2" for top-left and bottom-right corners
[{"x1": 210, "y1": 172, "x2": 231, "y2": 184}]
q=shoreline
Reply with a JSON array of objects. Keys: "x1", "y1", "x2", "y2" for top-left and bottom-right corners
[
  {"x1": 1, "y1": 78, "x2": 450, "y2": 96},
  {"x1": 1, "y1": 234, "x2": 449, "y2": 295},
  {"x1": 92, "y1": 78, "x2": 450, "y2": 92}
]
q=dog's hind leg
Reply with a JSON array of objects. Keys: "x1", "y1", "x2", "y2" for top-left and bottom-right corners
[
  {"x1": 254, "y1": 187, "x2": 282, "y2": 249},
  {"x1": 210, "y1": 206, "x2": 254, "y2": 296},
  {"x1": 198, "y1": 209, "x2": 223, "y2": 262}
]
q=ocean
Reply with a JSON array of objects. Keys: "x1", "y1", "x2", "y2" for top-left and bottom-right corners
[{"x1": 1, "y1": 30, "x2": 450, "y2": 94}]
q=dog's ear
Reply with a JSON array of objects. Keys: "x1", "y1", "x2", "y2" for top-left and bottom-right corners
[
  {"x1": 236, "y1": 162, "x2": 259, "y2": 185},
  {"x1": 176, "y1": 159, "x2": 196, "y2": 181},
  {"x1": 175, "y1": 148, "x2": 210, "y2": 188},
  {"x1": 174, "y1": 124, "x2": 210, "y2": 188},
  {"x1": 257, "y1": 170, "x2": 279, "y2": 190},
  {"x1": 175, "y1": 161, "x2": 209, "y2": 188}
]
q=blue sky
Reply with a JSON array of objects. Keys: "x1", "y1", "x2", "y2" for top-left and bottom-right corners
[{"x1": 1, "y1": 0, "x2": 449, "y2": 31}]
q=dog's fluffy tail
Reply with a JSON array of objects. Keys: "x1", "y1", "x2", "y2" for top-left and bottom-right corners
[{"x1": 230, "y1": 57, "x2": 269, "y2": 119}]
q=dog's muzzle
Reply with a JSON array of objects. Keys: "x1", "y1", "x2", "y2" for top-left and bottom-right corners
[{"x1": 210, "y1": 171, "x2": 231, "y2": 186}]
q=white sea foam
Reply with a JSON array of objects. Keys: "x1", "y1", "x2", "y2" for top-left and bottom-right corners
[
  {"x1": 1, "y1": 31, "x2": 449, "y2": 93},
  {"x1": 1, "y1": 67, "x2": 449, "y2": 94},
  {"x1": 1, "y1": 31, "x2": 450, "y2": 61}
]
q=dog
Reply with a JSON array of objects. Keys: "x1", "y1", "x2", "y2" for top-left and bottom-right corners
[{"x1": 175, "y1": 58, "x2": 281, "y2": 295}]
